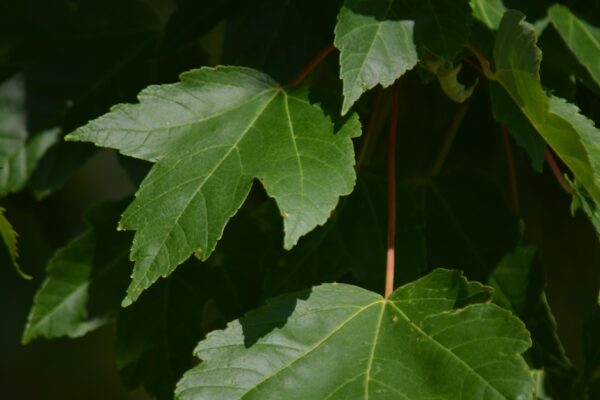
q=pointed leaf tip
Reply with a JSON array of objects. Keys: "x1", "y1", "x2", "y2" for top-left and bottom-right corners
[{"x1": 70, "y1": 66, "x2": 360, "y2": 305}]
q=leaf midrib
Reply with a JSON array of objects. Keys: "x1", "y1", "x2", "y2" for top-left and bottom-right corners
[{"x1": 125, "y1": 90, "x2": 281, "y2": 299}]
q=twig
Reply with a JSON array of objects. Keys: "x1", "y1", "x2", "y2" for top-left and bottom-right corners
[
  {"x1": 466, "y1": 44, "x2": 495, "y2": 80},
  {"x1": 463, "y1": 56, "x2": 484, "y2": 76},
  {"x1": 501, "y1": 126, "x2": 520, "y2": 216},
  {"x1": 385, "y1": 82, "x2": 399, "y2": 298},
  {"x1": 290, "y1": 43, "x2": 335, "y2": 87},
  {"x1": 357, "y1": 87, "x2": 391, "y2": 169},
  {"x1": 545, "y1": 148, "x2": 573, "y2": 194}
]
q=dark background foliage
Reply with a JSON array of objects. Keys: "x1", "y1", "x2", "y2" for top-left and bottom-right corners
[{"x1": 1, "y1": 0, "x2": 599, "y2": 399}]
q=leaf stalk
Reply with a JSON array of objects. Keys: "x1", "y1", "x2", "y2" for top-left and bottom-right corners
[{"x1": 385, "y1": 82, "x2": 399, "y2": 298}]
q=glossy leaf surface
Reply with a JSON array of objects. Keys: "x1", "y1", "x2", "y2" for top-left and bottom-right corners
[{"x1": 176, "y1": 269, "x2": 533, "y2": 399}]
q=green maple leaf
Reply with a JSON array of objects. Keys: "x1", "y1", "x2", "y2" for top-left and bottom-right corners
[
  {"x1": 0, "y1": 75, "x2": 59, "y2": 196},
  {"x1": 493, "y1": 10, "x2": 600, "y2": 207},
  {"x1": 335, "y1": 0, "x2": 472, "y2": 114},
  {"x1": 67, "y1": 66, "x2": 361, "y2": 306},
  {"x1": 548, "y1": 4, "x2": 600, "y2": 90},
  {"x1": 22, "y1": 201, "x2": 132, "y2": 343},
  {"x1": 176, "y1": 269, "x2": 533, "y2": 399}
]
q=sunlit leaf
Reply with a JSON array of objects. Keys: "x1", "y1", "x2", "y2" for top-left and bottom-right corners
[
  {"x1": 176, "y1": 269, "x2": 533, "y2": 399},
  {"x1": 67, "y1": 66, "x2": 361, "y2": 305}
]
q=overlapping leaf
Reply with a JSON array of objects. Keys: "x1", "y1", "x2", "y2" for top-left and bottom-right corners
[
  {"x1": 22, "y1": 201, "x2": 132, "y2": 343},
  {"x1": 176, "y1": 269, "x2": 532, "y2": 399},
  {"x1": 470, "y1": 0, "x2": 506, "y2": 30},
  {"x1": 548, "y1": 5, "x2": 600, "y2": 89},
  {"x1": 0, "y1": 75, "x2": 59, "y2": 196},
  {"x1": 489, "y1": 245, "x2": 575, "y2": 387},
  {"x1": 489, "y1": 82, "x2": 545, "y2": 171},
  {"x1": 335, "y1": 0, "x2": 472, "y2": 114},
  {"x1": 493, "y1": 10, "x2": 600, "y2": 206},
  {"x1": 0, "y1": 206, "x2": 27, "y2": 278},
  {"x1": 67, "y1": 66, "x2": 361, "y2": 305}
]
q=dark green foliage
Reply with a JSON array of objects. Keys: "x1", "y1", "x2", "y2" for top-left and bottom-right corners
[{"x1": 2, "y1": 1, "x2": 600, "y2": 399}]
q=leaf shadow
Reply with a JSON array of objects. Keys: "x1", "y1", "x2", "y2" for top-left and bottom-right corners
[{"x1": 240, "y1": 288, "x2": 312, "y2": 348}]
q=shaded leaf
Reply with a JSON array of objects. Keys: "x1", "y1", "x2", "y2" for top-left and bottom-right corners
[
  {"x1": 470, "y1": 0, "x2": 506, "y2": 30},
  {"x1": 489, "y1": 245, "x2": 576, "y2": 396},
  {"x1": 116, "y1": 261, "x2": 210, "y2": 400},
  {"x1": 0, "y1": 206, "x2": 27, "y2": 279},
  {"x1": 67, "y1": 66, "x2": 361, "y2": 306},
  {"x1": 22, "y1": 200, "x2": 132, "y2": 343},
  {"x1": 571, "y1": 179, "x2": 600, "y2": 242},
  {"x1": 489, "y1": 82, "x2": 545, "y2": 172},
  {"x1": 3, "y1": 0, "x2": 163, "y2": 196},
  {"x1": 549, "y1": 4, "x2": 600, "y2": 89},
  {"x1": 0, "y1": 75, "x2": 59, "y2": 196},
  {"x1": 176, "y1": 269, "x2": 532, "y2": 399},
  {"x1": 494, "y1": 10, "x2": 600, "y2": 206}
]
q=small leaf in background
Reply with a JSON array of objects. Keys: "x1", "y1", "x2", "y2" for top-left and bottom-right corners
[
  {"x1": 494, "y1": 10, "x2": 600, "y2": 207},
  {"x1": 67, "y1": 66, "x2": 361, "y2": 306},
  {"x1": 489, "y1": 82, "x2": 545, "y2": 172},
  {"x1": 489, "y1": 245, "x2": 576, "y2": 396},
  {"x1": 0, "y1": 207, "x2": 28, "y2": 279},
  {"x1": 470, "y1": 0, "x2": 506, "y2": 30},
  {"x1": 22, "y1": 200, "x2": 132, "y2": 343},
  {"x1": 421, "y1": 57, "x2": 478, "y2": 103},
  {"x1": 176, "y1": 269, "x2": 533, "y2": 400},
  {"x1": 0, "y1": 75, "x2": 59, "y2": 196},
  {"x1": 335, "y1": 0, "x2": 418, "y2": 115},
  {"x1": 571, "y1": 179, "x2": 600, "y2": 242},
  {"x1": 548, "y1": 5, "x2": 600, "y2": 90},
  {"x1": 3, "y1": 0, "x2": 164, "y2": 197},
  {"x1": 335, "y1": 0, "x2": 473, "y2": 114}
]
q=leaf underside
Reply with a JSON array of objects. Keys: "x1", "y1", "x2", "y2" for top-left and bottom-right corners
[
  {"x1": 548, "y1": 4, "x2": 600, "y2": 89},
  {"x1": 67, "y1": 66, "x2": 361, "y2": 305},
  {"x1": 494, "y1": 10, "x2": 600, "y2": 206},
  {"x1": 176, "y1": 269, "x2": 533, "y2": 400}
]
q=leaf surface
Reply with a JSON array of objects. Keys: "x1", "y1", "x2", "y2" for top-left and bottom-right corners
[
  {"x1": 494, "y1": 10, "x2": 600, "y2": 206},
  {"x1": 470, "y1": 0, "x2": 506, "y2": 30},
  {"x1": 489, "y1": 245, "x2": 575, "y2": 381},
  {"x1": 0, "y1": 206, "x2": 27, "y2": 278},
  {"x1": 548, "y1": 5, "x2": 600, "y2": 89},
  {"x1": 67, "y1": 66, "x2": 360, "y2": 305},
  {"x1": 489, "y1": 82, "x2": 545, "y2": 172},
  {"x1": 335, "y1": 0, "x2": 418, "y2": 115},
  {"x1": 335, "y1": 0, "x2": 472, "y2": 114},
  {"x1": 0, "y1": 75, "x2": 59, "y2": 196},
  {"x1": 22, "y1": 201, "x2": 132, "y2": 343},
  {"x1": 176, "y1": 269, "x2": 533, "y2": 399}
]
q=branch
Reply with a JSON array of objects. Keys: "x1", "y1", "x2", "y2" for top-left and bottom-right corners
[
  {"x1": 466, "y1": 44, "x2": 496, "y2": 80},
  {"x1": 545, "y1": 148, "x2": 573, "y2": 194},
  {"x1": 290, "y1": 43, "x2": 335, "y2": 87},
  {"x1": 385, "y1": 82, "x2": 399, "y2": 298}
]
